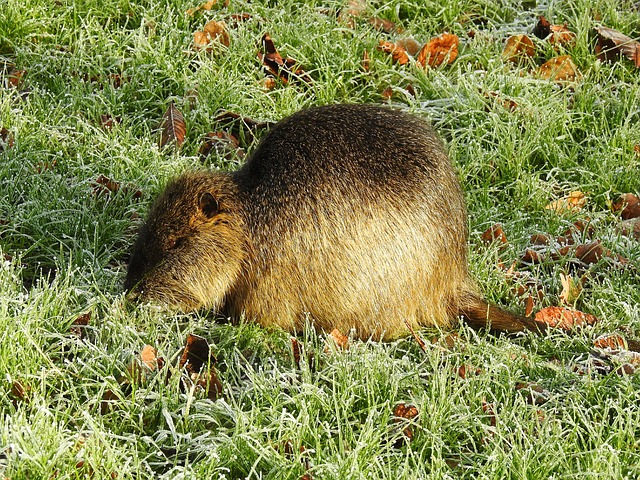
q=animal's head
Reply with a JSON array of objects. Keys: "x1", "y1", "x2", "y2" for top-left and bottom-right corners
[{"x1": 125, "y1": 172, "x2": 246, "y2": 312}]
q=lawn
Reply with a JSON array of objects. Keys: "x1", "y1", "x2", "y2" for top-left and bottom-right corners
[{"x1": 1, "y1": 0, "x2": 640, "y2": 478}]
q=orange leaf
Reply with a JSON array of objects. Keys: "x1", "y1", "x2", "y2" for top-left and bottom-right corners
[
  {"x1": 594, "y1": 334, "x2": 628, "y2": 350},
  {"x1": 549, "y1": 24, "x2": 576, "y2": 48},
  {"x1": 327, "y1": 328, "x2": 350, "y2": 350},
  {"x1": 534, "y1": 306, "x2": 598, "y2": 330},
  {"x1": 502, "y1": 34, "x2": 535, "y2": 63},
  {"x1": 481, "y1": 224, "x2": 508, "y2": 247},
  {"x1": 545, "y1": 191, "x2": 586, "y2": 213},
  {"x1": 416, "y1": 33, "x2": 459, "y2": 68},
  {"x1": 202, "y1": 20, "x2": 230, "y2": 47},
  {"x1": 160, "y1": 102, "x2": 186, "y2": 148},
  {"x1": 378, "y1": 40, "x2": 410, "y2": 65},
  {"x1": 537, "y1": 55, "x2": 580, "y2": 82}
]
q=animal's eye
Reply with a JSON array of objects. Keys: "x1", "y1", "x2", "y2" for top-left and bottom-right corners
[{"x1": 166, "y1": 237, "x2": 183, "y2": 251}]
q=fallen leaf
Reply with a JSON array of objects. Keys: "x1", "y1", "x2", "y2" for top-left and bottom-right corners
[
  {"x1": 559, "y1": 273, "x2": 583, "y2": 306},
  {"x1": 291, "y1": 337, "x2": 302, "y2": 367},
  {"x1": 0, "y1": 127, "x2": 15, "y2": 152},
  {"x1": 378, "y1": 40, "x2": 410, "y2": 65},
  {"x1": 404, "y1": 319, "x2": 427, "y2": 353},
  {"x1": 484, "y1": 91, "x2": 518, "y2": 111},
  {"x1": 338, "y1": 0, "x2": 368, "y2": 27},
  {"x1": 524, "y1": 294, "x2": 535, "y2": 317},
  {"x1": 537, "y1": 55, "x2": 580, "y2": 82},
  {"x1": 594, "y1": 334, "x2": 628, "y2": 350},
  {"x1": 180, "y1": 334, "x2": 222, "y2": 400},
  {"x1": 257, "y1": 34, "x2": 312, "y2": 85},
  {"x1": 481, "y1": 224, "x2": 508, "y2": 248},
  {"x1": 612, "y1": 193, "x2": 640, "y2": 220},
  {"x1": 392, "y1": 403, "x2": 419, "y2": 445},
  {"x1": 326, "y1": 328, "x2": 349, "y2": 350},
  {"x1": 361, "y1": 50, "x2": 371, "y2": 71},
  {"x1": 615, "y1": 364, "x2": 635, "y2": 375},
  {"x1": 534, "y1": 306, "x2": 598, "y2": 330},
  {"x1": 502, "y1": 34, "x2": 535, "y2": 63},
  {"x1": 595, "y1": 26, "x2": 640, "y2": 67},
  {"x1": 140, "y1": 345, "x2": 161, "y2": 371},
  {"x1": 575, "y1": 240, "x2": 605, "y2": 264},
  {"x1": 549, "y1": 24, "x2": 576, "y2": 48},
  {"x1": 416, "y1": 33, "x2": 459, "y2": 68},
  {"x1": 198, "y1": 131, "x2": 244, "y2": 162},
  {"x1": 515, "y1": 382, "x2": 549, "y2": 405},
  {"x1": 159, "y1": 102, "x2": 186, "y2": 148},
  {"x1": 186, "y1": 0, "x2": 225, "y2": 16},
  {"x1": 369, "y1": 17, "x2": 397, "y2": 33},
  {"x1": 482, "y1": 401, "x2": 497, "y2": 427},
  {"x1": 11, "y1": 380, "x2": 30, "y2": 404},
  {"x1": 519, "y1": 248, "x2": 545, "y2": 265},
  {"x1": 381, "y1": 86, "x2": 394, "y2": 100},
  {"x1": 196, "y1": 20, "x2": 230, "y2": 49},
  {"x1": 620, "y1": 217, "x2": 640, "y2": 240},
  {"x1": 226, "y1": 13, "x2": 252, "y2": 28},
  {"x1": 457, "y1": 364, "x2": 481, "y2": 379},
  {"x1": 92, "y1": 174, "x2": 143, "y2": 199},
  {"x1": 70, "y1": 312, "x2": 91, "y2": 339},
  {"x1": 545, "y1": 191, "x2": 586, "y2": 213},
  {"x1": 530, "y1": 233, "x2": 551, "y2": 246},
  {"x1": 532, "y1": 15, "x2": 552, "y2": 40},
  {"x1": 396, "y1": 37, "x2": 422, "y2": 56},
  {"x1": 100, "y1": 114, "x2": 121, "y2": 130},
  {"x1": 4, "y1": 68, "x2": 26, "y2": 88}
]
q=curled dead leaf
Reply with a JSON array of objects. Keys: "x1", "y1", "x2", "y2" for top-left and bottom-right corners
[
  {"x1": 559, "y1": 273, "x2": 583, "y2": 306},
  {"x1": 612, "y1": 193, "x2": 640, "y2": 220},
  {"x1": 534, "y1": 306, "x2": 598, "y2": 330},
  {"x1": 0, "y1": 127, "x2": 15, "y2": 152},
  {"x1": 502, "y1": 34, "x2": 535, "y2": 63},
  {"x1": 537, "y1": 55, "x2": 580, "y2": 82},
  {"x1": 595, "y1": 26, "x2": 640, "y2": 67},
  {"x1": 545, "y1": 191, "x2": 586, "y2": 214},
  {"x1": 594, "y1": 334, "x2": 628, "y2": 350},
  {"x1": 257, "y1": 34, "x2": 312, "y2": 85},
  {"x1": 396, "y1": 37, "x2": 422, "y2": 56},
  {"x1": 481, "y1": 224, "x2": 508, "y2": 248},
  {"x1": 416, "y1": 33, "x2": 459, "y2": 68},
  {"x1": 392, "y1": 403, "x2": 418, "y2": 446},
  {"x1": 532, "y1": 15, "x2": 552, "y2": 40},
  {"x1": 549, "y1": 24, "x2": 576, "y2": 48},
  {"x1": 180, "y1": 334, "x2": 223, "y2": 400},
  {"x1": 378, "y1": 40, "x2": 410, "y2": 65},
  {"x1": 326, "y1": 328, "x2": 350, "y2": 350}
]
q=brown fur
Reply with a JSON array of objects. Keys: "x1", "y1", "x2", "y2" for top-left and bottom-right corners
[{"x1": 125, "y1": 104, "x2": 537, "y2": 340}]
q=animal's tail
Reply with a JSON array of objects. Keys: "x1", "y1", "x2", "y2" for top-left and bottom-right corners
[{"x1": 457, "y1": 292, "x2": 543, "y2": 333}]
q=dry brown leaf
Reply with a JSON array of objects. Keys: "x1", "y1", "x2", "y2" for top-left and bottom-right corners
[
  {"x1": 396, "y1": 37, "x2": 422, "y2": 56},
  {"x1": 549, "y1": 24, "x2": 576, "y2": 48},
  {"x1": 392, "y1": 403, "x2": 418, "y2": 445},
  {"x1": 369, "y1": 17, "x2": 397, "y2": 33},
  {"x1": 532, "y1": 15, "x2": 552, "y2": 40},
  {"x1": 484, "y1": 91, "x2": 518, "y2": 111},
  {"x1": 537, "y1": 55, "x2": 580, "y2": 82},
  {"x1": 594, "y1": 334, "x2": 628, "y2": 350},
  {"x1": 404, "y1": 319, "x2": 427, "y2": 353},
  {"x1": 595, "y1": 26, "x2": 640, "y2": 67},
  {"x1": 160, "y1": 102, "x2": 186, "y2": 148},
  {"x1": 203, "y1": 20, "x2": 230, "y2": 47},
  {"x1": 0, "y1": 127, "x2": 15, "y2": 152},
  {"x1": 180, "y1": 334, "x2": 223, "y2": 400},
  {"x1": 575, "y1": 240, "x2": 606, "y2": 265},
  {"x1": 559, "y1": 273, "x2": 582, "y2": 306},
  {"x1": 4, "y1": 68, "x2": 26, "y2": 88},
  {"x1": 70, "y1": 312, "x2": 91, "y2": 339},
  {"x1": 502, "y1": 35, "x2": 535, "y2": 63},
  {"x1": 377, "y1": 40, "x2": 410, "y2": 65},
  {"x1": 481, "y1": 224, "x2": 508, "y2": 248},
  {"x1": 257, "y1": 34, "x2": 312, "y2": 84},
  {"x1": 612, "y1": 193, "x2": 640, "y2": 220},
  {"x1": 100, "y1": 114, "x2": 121, "y2": 130},
  {"x1": 10, "y1": 380, "x2": 30, "y2": 404},
  {"x1": 524, "y1": 294, "x2": 536, "y2": 317},
  {"x1": 381, "y1": 86, "x2": 394, "y2": 100},
  {"x1": 186, "y1": 0, "x2": 225, "y2": 16},
  {"x1": 545, "y1": 191, "x2": 586, "y2": 213},
  {"x1": 534, "y1": 306, "x2": 599, "y2": 330},
  {"x1": 361, "y1": 50, "x2": 371, "y2": 71},
  {"x1": 620, "y1": 217, "x2": 640, "y2": 240},
  {"x1": 92, "y1": 174, "x2": 143, "y2": 199},
  {"x1": 338, "y1": 0, "x2": 368, "y2": 26},
  {"x1": 198, "y1": 131, "x2": 244, "y2": 162},
  {"x1": 416, "y1": 33, "x2": 459, "y2": 68}
]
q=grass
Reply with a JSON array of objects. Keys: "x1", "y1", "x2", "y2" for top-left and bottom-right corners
[{"x1": 1, "y1": 0, "x2": 640, "y2": 478}]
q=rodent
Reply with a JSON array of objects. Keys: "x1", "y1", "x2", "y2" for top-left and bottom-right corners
[{"x1": 125, "y1": 103, "x2": 538, "y2": 340}]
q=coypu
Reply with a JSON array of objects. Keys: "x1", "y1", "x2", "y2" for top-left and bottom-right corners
[{"x1": 125, "y1": 103, "x2": 538, "y2": 340}]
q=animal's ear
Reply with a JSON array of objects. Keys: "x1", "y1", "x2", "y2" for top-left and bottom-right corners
[{"x1": 198, "y1": 192, "x2": 220, "y2": 219}]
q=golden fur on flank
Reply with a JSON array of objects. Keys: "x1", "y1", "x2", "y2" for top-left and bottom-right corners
[{"x1": 125, "y1": 104, "x2": 538, "y2": 340}]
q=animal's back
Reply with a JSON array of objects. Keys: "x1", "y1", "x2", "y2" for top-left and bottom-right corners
[{"x1": 228, "y1": 104, "x2": 471, "y2": 339}]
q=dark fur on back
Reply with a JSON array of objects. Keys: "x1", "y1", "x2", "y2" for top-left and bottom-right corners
[{"x1": 126, "y1": 104, "x2": 536, "y2": 339}]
